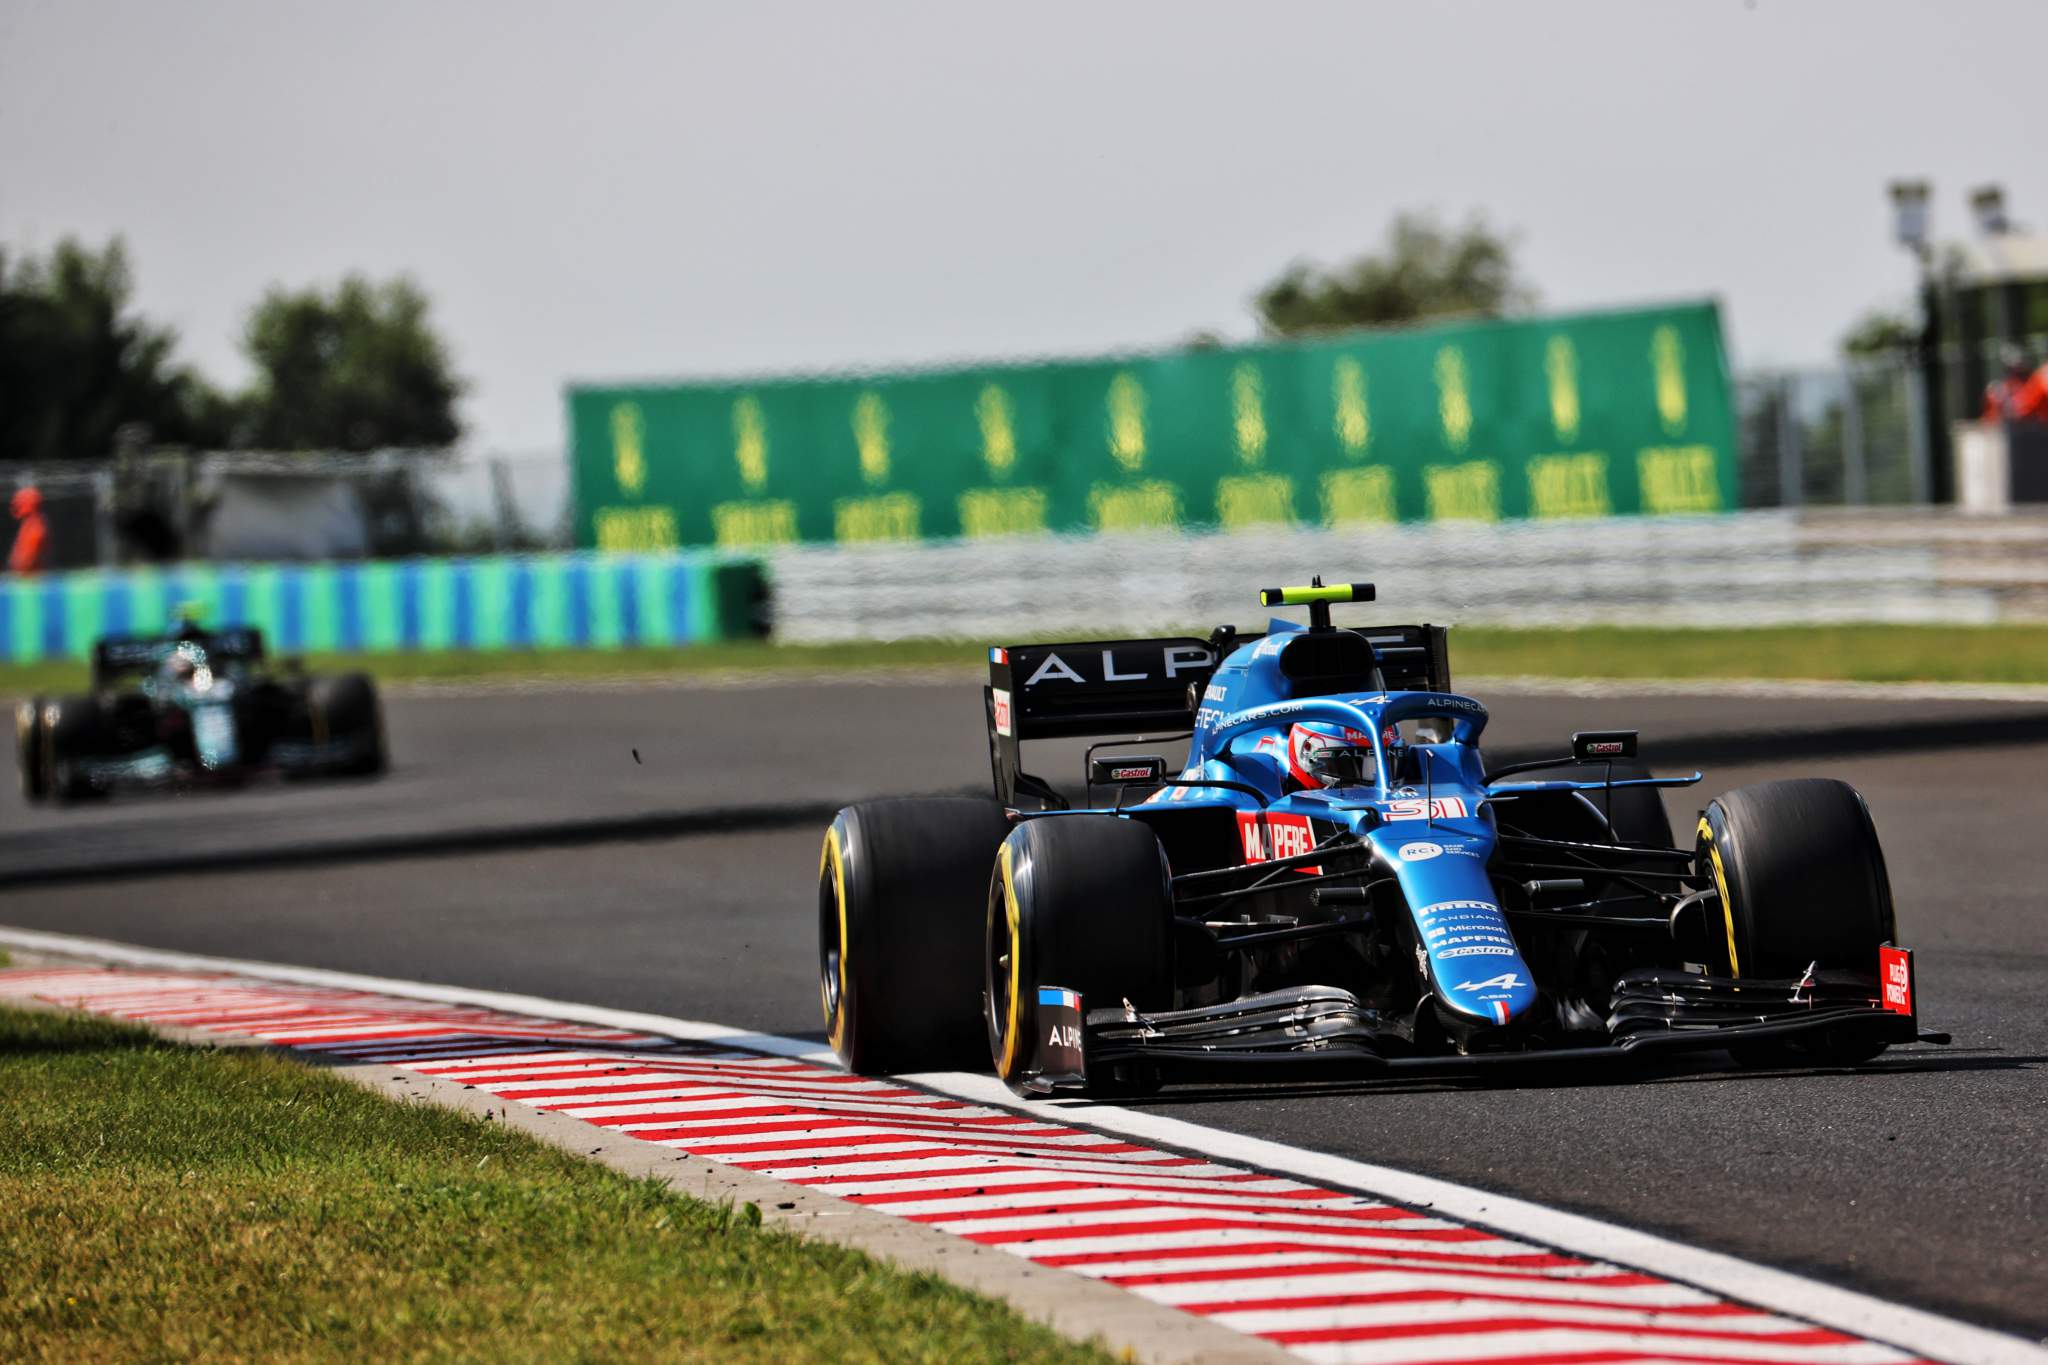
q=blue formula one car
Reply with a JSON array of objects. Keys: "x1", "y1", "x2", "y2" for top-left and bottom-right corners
[
  {"x1": 820, "y1": 579, "x2": 1941, "y2": 1095},
  {"x1": 15, "y1": 619, "x2": 386, "y2": 803}
]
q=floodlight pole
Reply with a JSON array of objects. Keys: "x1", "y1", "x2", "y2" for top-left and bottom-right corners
[{"x1": 1889, "y1": 180, "x2": 1950, "y2": 505}]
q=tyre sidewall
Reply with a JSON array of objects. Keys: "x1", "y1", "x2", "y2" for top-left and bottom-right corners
[
  {"x1": 987, "y1": 815, "x2": 1174, "y2": 1086},
  {"x1": 822, "y1": 797, "x2": 1011, "y2": 1074},
  {"x1": 1698, "y1": 778, "x2": 1895, "y2": 979},
  {"x1": 16, "y1": 698, "x2": 47, "y2": 800}
]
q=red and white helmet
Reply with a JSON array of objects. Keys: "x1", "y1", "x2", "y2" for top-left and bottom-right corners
[{"x1": 1285, "y1": 721, "x2": 1379, "y2": 790}]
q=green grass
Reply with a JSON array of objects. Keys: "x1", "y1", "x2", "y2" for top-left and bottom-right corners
[
  {"x1": 0, "y1": 639, "x2": 983, "y2": 698},
  {"x1": 0, "y1": 1005, "x2": 1107, "y2": 1364},
  {"x1": 1448, "y1": 623, "x2": 2048, "y2": 685},
  {"x1": 4, "y1": 623, "x2": 2048, "y2": 698}
]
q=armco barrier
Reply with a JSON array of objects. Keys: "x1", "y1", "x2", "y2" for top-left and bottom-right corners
[
  {"x1": 761, "y1": 508, "x2": 2039, "y2": 643},
  {"x1": 0, "y1": 553, "x2": 765, "y2": 664}
]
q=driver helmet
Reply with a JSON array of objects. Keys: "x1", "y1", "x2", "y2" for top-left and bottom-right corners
[{"x1": 1286, "y1": 721, "x2": 1382, "y2": 790}]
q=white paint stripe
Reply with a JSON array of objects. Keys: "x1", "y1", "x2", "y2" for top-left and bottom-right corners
[
  {"x1": 1103, "y1": 1258, "x2": 1665, "y2": 1294},
  {"x1": 741, "y1": 1151, "x2": 1210, "y2": 1181},
  {"x1": 1081, "y1": 1262, "x2": 1722, "y2": 1306},
  {"x1": 596, "y1": 1096, "x2": 980, "y2": 1125},
  {"x1": 928, "y1": 1228, "x2": 1560, "y2": 1260},
  {"x1": 680, "y1": 1137, "x2": 1141, "y2": 1165},
  {"x1": 1204, "y1": 1297, "x2": 1812, "y2": 1337},
  {"x1": 920, "y1": 1209, "x2": 1495, "y2": 1245},
  {"x1": 600, "y1": 1105, "x2": 1036, "y2": 1133},
  {"x1": 1, "y1": 926, "x2": 2037, "y2": 1365},
  {"x1": 825, "y1": 1169, "x2": 1309, "y2": 1199},
  {"x1": 592, "y1": 1116, "x2": 1066, "y2": 1143},
  {"x1": 1278, "y1": 1330, "x2": 1906, "y2": 1365},
  {"x1": 872, "y1": 1186, "x2": 1420, "y2": 1219}
]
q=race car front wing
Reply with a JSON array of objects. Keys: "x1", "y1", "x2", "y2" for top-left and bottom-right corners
[{"x1": 1014, "y1": 944, "x2": 1944, "y2": 1095}]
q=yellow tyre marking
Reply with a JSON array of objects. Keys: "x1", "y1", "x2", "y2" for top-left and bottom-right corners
[
  {"x1": 1698, "y1": 816, "x2": 1740, "y2": 978},
  {"x1": 998, "y1": 840, "x2": 1024, "y2": 1076},
  {"x1": 821, "y1": 825, "x2": 851, "y2": 1053}
]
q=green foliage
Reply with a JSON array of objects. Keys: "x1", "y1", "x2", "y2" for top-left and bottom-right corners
[
  {"x1": 0, "y1": 238, "x2": 232, "y2": 462},
  {"x1": 1254, "y1": 210, "x2": 1535, "y2": 337},
  {"x1": 1841, "y1": 308, "x2": 1917, "y2": 360},
  {"x1": 240, "y1": 275, "x2": 465, "y2": 451},
  {"x1": 0, "y1": 240, "x2": 467, "y2": 461}
]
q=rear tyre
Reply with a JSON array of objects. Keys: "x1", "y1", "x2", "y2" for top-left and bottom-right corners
[
  {"x1": 307, "y1": 673, "x2": 386, "y2": 776},
  {"x1": 1697, "y1": 778, "x2": 1896, "y2": 1064},
  {"x1": 986, "y1": 814, "x2": 1174, "y2": 1093},
  {"x1": 16, "y1": 699, "x2": 47, "y2": 801},
  {"x1": 820, "y1": 797, "x2": 1013, "y2": 1074}
]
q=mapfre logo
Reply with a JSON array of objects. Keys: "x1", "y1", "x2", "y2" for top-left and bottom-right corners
[{"x1": 1237, "y1": 812, "x2": 1319, "y2": 870}]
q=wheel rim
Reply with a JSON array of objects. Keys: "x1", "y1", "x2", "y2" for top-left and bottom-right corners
[
  {"x1": 985, "y1": 843, "x2": 1030, "y2": 1075},
  {"x1": 819, "y1": 827, "x2": 851, "y2": 1054},
  {"x1": 819, "y1": 864, "x2": 843, "y2": 1025},
  {"x1": 984, "y1": 872, "x2": 1013, "y2": 1063}
]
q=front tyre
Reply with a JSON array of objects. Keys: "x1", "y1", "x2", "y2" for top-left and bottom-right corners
[
  {"x1": 1697, "y1": 778, "x2": 1897, "y2": 1064},
  {"x1": 43, "y1": 695, "x2": 104, "y2": 803},
  {"x1": 820, "y1": 797, "x2": 1012, "y2": 1075},
  {"x1": 986, "y1": 814, "x2": 1174, "y2": 1093},
  {"x1": 16, "y1": 699, "x2": 47, "y2": 801}
]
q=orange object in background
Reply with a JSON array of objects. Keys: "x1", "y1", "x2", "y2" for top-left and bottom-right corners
[
  {"x1": 1983, "y1": 362, "x2": 2048, "y2": 423},
  {"x1": 8, "y1": 486, "x2": 48, "y2": 574}
]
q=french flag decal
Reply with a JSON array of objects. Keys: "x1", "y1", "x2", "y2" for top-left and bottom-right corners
[
  {"x1": 1038, "y1": 987, "x2": 1081, "y2": 1010},
  {"x1": 1491, "y1": 1000, "x2": 1511, "y2": 1025}
]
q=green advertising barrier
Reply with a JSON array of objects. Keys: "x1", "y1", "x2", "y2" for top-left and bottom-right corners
[{"x1": 569, "y1": 301, "x2": 1736, "y2": 550}]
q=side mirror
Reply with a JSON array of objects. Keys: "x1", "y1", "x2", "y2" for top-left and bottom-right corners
[
  {"x1": 1572, "y1": 730, "x2": 1638, "y2": 762},
  {"x1": 1088, "y1": 755, "x2": 1167, "y2": 786}
]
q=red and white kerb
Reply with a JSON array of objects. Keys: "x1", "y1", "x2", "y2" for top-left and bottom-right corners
[{"x1": 0, "y1": 967, "x2": 1933, "y2": 1365}]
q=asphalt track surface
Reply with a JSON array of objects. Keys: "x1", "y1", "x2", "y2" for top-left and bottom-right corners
[{"x1": 4, "y1": 678, "x2": 2045, "y2": 1343}]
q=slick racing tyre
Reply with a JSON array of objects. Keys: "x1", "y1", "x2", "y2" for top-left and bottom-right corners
[
  {"x1": 306, "y1": 673, "x2": 387, "y2": 776},
  {"x1": 42, "y1": 695, "x2": 104, "y2": 803},
  {"x1": 1697, "y1": 778, "x2": 1897, "y2": 1064},
  {"x1": 986, "y1": 814, "x2": 1173, "y2": 1093},
  {"x1": 820, "y1": 797, "x2": 1012, "y2": 1074},
  {"x1": 15, "y1": 698, "x2": 47, "y2": 802}
]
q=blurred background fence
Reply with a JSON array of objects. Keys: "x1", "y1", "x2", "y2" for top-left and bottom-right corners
[
  {"x1": 759, "y1": 508, "x2": 2048, "y2": 642},
  {"x1": 11, "y1": 315, "x2": 2048, "y2": 645}
]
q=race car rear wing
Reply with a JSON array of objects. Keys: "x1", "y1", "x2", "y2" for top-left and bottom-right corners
[{"x1": 986, "y1": 624, "x2": 1450, "y2": 808}]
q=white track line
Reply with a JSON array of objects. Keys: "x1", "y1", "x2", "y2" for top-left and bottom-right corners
[{"x1": 1, "y1": 924, "x2": 2039, "y2": 1365}]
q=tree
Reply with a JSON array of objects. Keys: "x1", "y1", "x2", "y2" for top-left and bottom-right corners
[
  {"x1": 1840, "y1": 308, "x2": 1917, "y2": 361},
  {"x1": 239, "y1": 275, "x2": 464, "y2": 451},
  {"x1": 1253, "y1": 211, "x2": 1535, "y2": 337},
  {"x1": 0, "y1": 237, "x2": 230, "y2": 462}
]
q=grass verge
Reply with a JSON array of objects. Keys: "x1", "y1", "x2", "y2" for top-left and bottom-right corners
[
  {"x1": 0, "y1": 1004, "x2": 1106, "y2": 1364},
  {"x1": 3, "y1": 623, "x2": 2048, "y2": 697}
]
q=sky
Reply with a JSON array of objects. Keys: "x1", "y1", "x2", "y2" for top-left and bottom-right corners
[{"x1": 1, "y1": 0, "x2": 2039, "y2": 454}]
